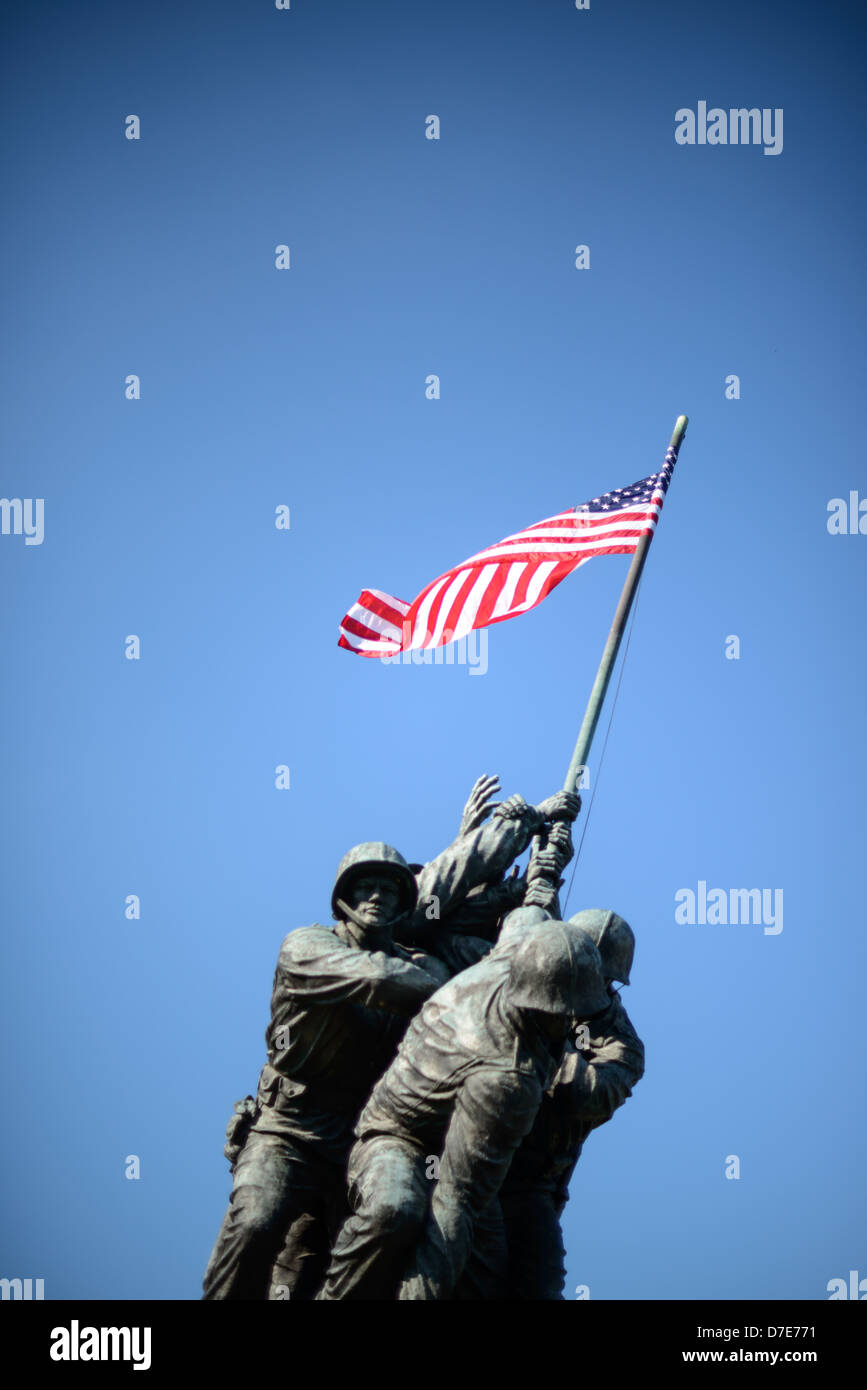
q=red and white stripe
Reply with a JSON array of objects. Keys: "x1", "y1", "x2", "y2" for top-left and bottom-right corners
[{"x1": 338, "y1": 491, "x2": 666, "y2": 658}]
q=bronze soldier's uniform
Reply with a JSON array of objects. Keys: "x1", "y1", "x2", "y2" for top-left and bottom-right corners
[
  {"x1": 201, "y1": 924, "x2": 442, "y2": 1300},
  {"x1": 265, "y1": 867, "x2": 534, "y2": 1297},
  {"x1": 203, "y1": 801, "x2": 551, "y2": 1301},
  {"x1": 499, "y1": 990, "x2": 645, "y2": 1299},
  {"x1": 317, "y1": 920, "x2": 609, "y2": 1301}
]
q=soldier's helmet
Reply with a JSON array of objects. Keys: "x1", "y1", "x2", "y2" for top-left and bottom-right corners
[
  {"x1": 568, "y1": 909, "x2": 634, "y2": 986},
  {"x1": 507, "y1": 922, "x2": 608, "y2": 1017},
  {"x1": 331, "y1": 842, "x2": 418, "y2": 919}
]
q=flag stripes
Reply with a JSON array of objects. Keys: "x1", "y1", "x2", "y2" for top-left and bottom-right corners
[{"x1": 338, "y1": 447, "x2": 676, "y2": 657}]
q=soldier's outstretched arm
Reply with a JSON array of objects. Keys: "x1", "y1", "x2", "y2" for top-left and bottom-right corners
[
  {"x1": 277, "y1": 928, "x2": 442, "y2": 1017},
  {"x1": 457, "y1": 773, "x2": 502, "y2": 837},
  {"x1": 412, "y1": 790, "x2": 581, "y2": 928}
]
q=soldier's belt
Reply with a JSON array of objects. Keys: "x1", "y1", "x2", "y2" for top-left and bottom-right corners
[{"x1": 257, "y1": 1063, "x2": 367, "y2": 1114}]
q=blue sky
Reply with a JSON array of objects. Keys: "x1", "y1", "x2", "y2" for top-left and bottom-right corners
[{"x1": 1, "y1": 0, "x2": 865, "y2": 1300}]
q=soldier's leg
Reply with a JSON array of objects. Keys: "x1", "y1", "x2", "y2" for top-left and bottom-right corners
[
  {"x1": 455, "y1": 1195, "x2": 508, "y2": 1300},
  {"x1": 398, "y1": 1067, "x2": 540, "y2": 1301},
  {"x1": 202, "y1": 1130, "x2": 325, "y2": 1300},
  {"x1": 268, "y1": 1163, "x2": 349, "y2": 1301},
  {"x1": 317, "y1": 1134, "x2": 429, "y2": 1301},
  {"x1": 268, "y1": 1210, "x2": 329, "y2": 1301},
  {"x1": 500, "y1": 1186, "x2": 566, "y2": 1299}
]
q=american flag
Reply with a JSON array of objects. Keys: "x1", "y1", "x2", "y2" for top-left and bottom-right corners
[{"x1": 338, "y1": 447, "x2": 677, "y2": 658}]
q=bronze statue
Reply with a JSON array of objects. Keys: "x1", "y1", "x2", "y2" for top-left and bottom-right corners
[{"x1": 202, "y1": 777, "x2": 580, "y2": 1299}]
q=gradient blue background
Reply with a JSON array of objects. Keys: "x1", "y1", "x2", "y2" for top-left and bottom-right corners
[{"x1": 2, "y1": 0, "x2": 864, "y2": 1301}]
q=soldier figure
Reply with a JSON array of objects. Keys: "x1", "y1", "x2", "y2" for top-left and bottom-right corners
[
  {"x1": 202, "y1": 778, "x2": 579, "y2": 1300},
  {"x1": 317, "y1": 908, "x2": 609, "y2": 1300},
  {"x1": 499, "y1": 909, "x2": 645, "y2": 1299},
  {"x1": 201, "y1": 844, "x2": 440, "y2": 1301}
]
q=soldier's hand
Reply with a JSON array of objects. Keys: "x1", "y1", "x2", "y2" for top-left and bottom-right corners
[
  {"x1": 526, "y1": 845, "x2": 563, "y2": 882},
  {"x1": 405, "y1": 951, "x2": 451, "y2": 989},
  {"x1": 459, "y1": 773, "x2": 501, "y2": 836},
  {"x1": 534, "y1": 790, "x2": 582, "y2": 824},
  {"x1": 523, "y1": 876, "x2": 564, "y2": 909},
  {"x1": 492, "y1": 792, "x2": 534, "y2": 822},
  {"x1": 547, "y1": 821, "x2": 574, "y2": 871}
]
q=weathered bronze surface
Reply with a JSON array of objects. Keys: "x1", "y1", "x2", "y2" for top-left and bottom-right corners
[{"x1": 202, "y1": 776, "x2": 642, "y2": 1300}]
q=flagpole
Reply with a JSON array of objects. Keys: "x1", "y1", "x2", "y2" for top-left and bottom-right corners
[{"x1": 563, "y1": 414, "x2": 689, "y2": 793}]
